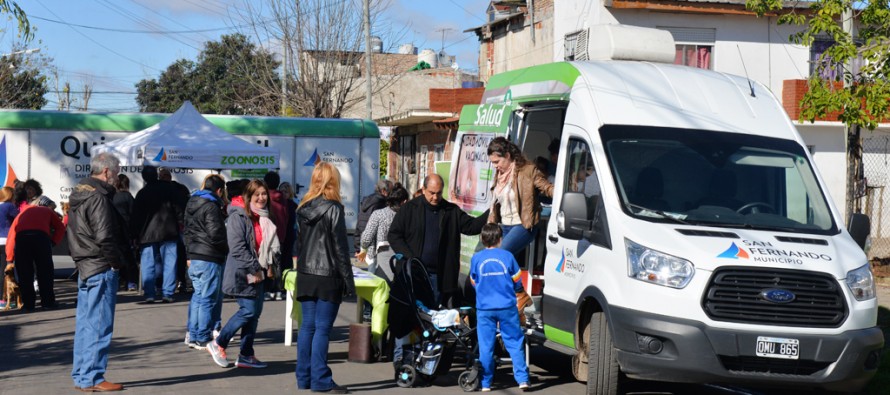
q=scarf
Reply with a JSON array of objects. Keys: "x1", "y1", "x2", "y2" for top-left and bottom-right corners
[
  {"x1": 495, "y1": 162, "x2": 515, "y2": 195},
  {"x1": 254, "y1": 207, "x2": 280, "y2": 269}
]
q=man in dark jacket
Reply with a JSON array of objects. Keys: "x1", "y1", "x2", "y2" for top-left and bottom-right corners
[
  {"x1": 130, "y1": 166, "x2": 183, "y2": 303},
  {"x1": 354, "y1": 179, "x2": 391, "y2": 254},
  {"x1": 68, "y1": 152, "x2": 131, "y2": 392},
  {"x1": 183, "y1": 174, "x2": 228, "y2": 349},
  {"x1": 387, "y1": 174, "x2": 488, "y2": 308}
]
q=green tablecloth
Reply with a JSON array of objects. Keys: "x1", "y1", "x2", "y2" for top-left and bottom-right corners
[{"x1": 284, "y1": 268, "x2": 390, "y2": 345}]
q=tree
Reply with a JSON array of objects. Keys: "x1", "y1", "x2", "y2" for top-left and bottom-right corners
[
  {"x1": 747, "y1": 0, "x2": 890, "y2": 218},
  {"x1": 232, "y1": 0, "x2": 406, "y2": 118},
  {"x1": 135, "y1": 34, "x2": 281, "y2": 115},
  {"x1": 1, "y1": 0, "x2": 32, "y2": 41},
  {"x1": 379, "y1": 138, "x2": 389, "y2": 178},
  {"x1": 0, "y1": 47, "x2": 47, "y2": 109}
]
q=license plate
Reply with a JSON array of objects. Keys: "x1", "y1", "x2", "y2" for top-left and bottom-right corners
[{"x1": 755, "y1": 336, "x2": 799, "y2": 360}]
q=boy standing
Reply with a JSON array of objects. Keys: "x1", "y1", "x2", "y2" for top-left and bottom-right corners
[{"x1": 470, "y1": 224, "x2": 530, "y2": 392}]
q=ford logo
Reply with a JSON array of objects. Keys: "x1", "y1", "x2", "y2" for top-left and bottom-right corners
[{"x1": 761, "y1": 289, "x2": 796, "y2": 304}]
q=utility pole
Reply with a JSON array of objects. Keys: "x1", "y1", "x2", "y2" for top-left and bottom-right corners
[
  {"x1": 843, "y1": 5, "x2": 859, "y2": 222},
  {"x1": 364, "y1": 0, "x2": 372, "y2": 120}
]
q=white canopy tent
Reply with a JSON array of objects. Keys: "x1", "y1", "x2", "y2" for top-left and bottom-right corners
[{"x1": 93, "y1": 101, "x2": 280, "y2": 169}]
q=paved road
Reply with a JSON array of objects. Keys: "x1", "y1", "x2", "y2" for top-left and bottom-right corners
[{"x1": 0, "y1": 260, "x2": 886, "y2": 394}]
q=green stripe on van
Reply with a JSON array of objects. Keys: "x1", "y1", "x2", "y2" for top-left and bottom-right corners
[
  {"x1": 0, "y1": 110, "x2": 379, "y2": 138},
  {"x1": 485, "y1": 62, "x2": 581, "y2": 91},
  {"x1": 544, "y1": 325, "x2": 575, "y2": 348}
]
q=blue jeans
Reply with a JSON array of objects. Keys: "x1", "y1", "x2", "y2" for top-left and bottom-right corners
[
  {"x1": 296, "y1": 298, "x2": 341, "y2": 391},
  {"x1": 140, "y1": 241, "x2": 178, "y2": 299},
  {"x1": 71, "y1": 269, "x2": 119, "y2": 389},
  {"x1": 216, "y1": 283, "x2": 264, "y2": 357},
  {"x1": 187, "y1": 260, "x2": 223, "y2": 343},
  {"x1": 477, "y1": 307, "x2": 529, "y2": 389},
  {"x1": 500, "y1": 225, "x2": 537, "y2": 255}
]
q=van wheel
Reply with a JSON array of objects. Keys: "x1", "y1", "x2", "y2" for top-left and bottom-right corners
[{"x1": 586, "y1": 311, "x2": 624, "y2": 395}]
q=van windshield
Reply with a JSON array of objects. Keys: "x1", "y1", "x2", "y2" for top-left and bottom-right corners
[{"x1": 600, "y1": 125, "x2": 838, "y2": 235}]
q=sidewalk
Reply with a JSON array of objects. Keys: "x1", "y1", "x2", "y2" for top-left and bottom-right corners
[{"x1": 0, "y1": 275, "x2": 584, "y2": 395}]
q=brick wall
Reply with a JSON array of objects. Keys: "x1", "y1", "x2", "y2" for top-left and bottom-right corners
[
  {"x1": 429, "y1": 88, "x2": 485, "y2": 113},
  {"x1": 782, "y1": 79, "x2": 846, "y2": 122}
]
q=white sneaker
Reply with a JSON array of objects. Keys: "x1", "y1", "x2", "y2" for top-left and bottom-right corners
[{"x1": 184, "y1": 331, "x2": 191, "y2": 347}]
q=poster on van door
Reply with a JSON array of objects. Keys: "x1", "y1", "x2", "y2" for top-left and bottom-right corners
[
  {"x1": 450, "y1": 133, "x2": 494, "y2": 213},
  {"x1": 295, "y1": 138, "x2": 362, "y2": 230}
]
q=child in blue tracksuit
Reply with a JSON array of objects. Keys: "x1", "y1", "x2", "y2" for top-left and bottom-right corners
[{"x1": 470, "y1": 223, "x2": 530, "y2": 392}]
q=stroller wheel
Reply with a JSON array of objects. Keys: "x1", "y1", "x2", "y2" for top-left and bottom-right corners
[
  {"x1": 458, "y1": 369, "x2": 480, "y2": 392},
  {"x1": 395, "y1": 364, "x2": 418, "y2": 388}
]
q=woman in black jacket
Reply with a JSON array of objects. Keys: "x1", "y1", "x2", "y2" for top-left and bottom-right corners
[{"x1": 295, "y1": 162, "x2": 355, "y2": 394}]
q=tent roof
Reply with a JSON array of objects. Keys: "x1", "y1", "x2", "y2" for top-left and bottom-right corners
[{"x1": 93, "y1": 101, "x2": 280, "y2": 169}]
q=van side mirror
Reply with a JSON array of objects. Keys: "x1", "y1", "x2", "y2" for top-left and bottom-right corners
[
  {"x1": 847, "y1": 213, "x2": 870, "y2": 250},
  {"x1": 557, "y1": 192, "x2": 597, "y2": 240}
]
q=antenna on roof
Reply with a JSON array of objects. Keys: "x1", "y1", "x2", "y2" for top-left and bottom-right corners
[{"x1": 736, "y1": 44, "x2": 756, "y2": 98}]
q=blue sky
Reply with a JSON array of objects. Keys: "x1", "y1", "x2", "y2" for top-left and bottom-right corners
[{"x1": 15, "y1": 0, "x2": 490, "y2": 112}]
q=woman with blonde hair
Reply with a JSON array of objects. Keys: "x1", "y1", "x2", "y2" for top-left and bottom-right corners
[{"x1": 295, "y1": 162, "x2": 355, "y2": 394}]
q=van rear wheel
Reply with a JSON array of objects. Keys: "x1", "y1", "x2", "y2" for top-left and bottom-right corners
[{"x1": 586, "y1": 311, "x2": 624, "y2": 395}]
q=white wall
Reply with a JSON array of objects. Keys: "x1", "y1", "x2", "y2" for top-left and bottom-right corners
[
  {"x1": 796, "y1": 123, "x2": 847, "y2": 209},
  {"x1": 554, "y1": 1, "x2": 810, "y2": 95}
]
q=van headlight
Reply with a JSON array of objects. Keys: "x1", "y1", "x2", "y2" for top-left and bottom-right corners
[
  {"x1": 845, "y1": 264, "x2": 876, "y2": 301},
  {"x1": 626, "y1": 239, "x2": 694, "y2": 289}
]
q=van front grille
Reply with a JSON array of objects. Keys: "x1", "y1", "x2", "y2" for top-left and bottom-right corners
[{"x1": 702, "y1": 267, "x2": 846, "y2": 328}]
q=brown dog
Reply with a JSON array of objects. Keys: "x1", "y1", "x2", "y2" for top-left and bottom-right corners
[{"x1": 3, "y1": 267, "x2": 21, "y2": 311}]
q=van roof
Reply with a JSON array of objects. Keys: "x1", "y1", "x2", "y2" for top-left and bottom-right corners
[
  {"x1": 465, "y1": 61, "x2": 793, "y2": 139},
  {"x1": 0, "y1": 109, "x2": 379, "y2": 138}
]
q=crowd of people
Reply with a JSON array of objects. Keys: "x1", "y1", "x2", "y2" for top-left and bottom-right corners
[{"x1": 2, "y1": 136, "x2": 553, "y2": 393}]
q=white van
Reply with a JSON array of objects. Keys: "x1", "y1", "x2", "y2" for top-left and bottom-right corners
[{"x1": 447, "y1": 26, "x2": 882, "y2": 394}]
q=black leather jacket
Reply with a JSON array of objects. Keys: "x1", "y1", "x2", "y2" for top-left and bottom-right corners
[
  {"x1": 183, "y1": 190, "x2": 228, "y2": 264},
  {"x1": 67, "y1": 177, "x2": 132, "y2": 281},
  {"x1": 297, "y1": 198, "x2": 355, "y2": 294}
]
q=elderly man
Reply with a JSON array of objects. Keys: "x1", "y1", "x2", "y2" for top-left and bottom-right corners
[
  {"x1": 387, "y1": 174, "x2": 488, "y2": 307},
  {"x1": 68, "y1": 152, "x2": 132, "y2": 392}
]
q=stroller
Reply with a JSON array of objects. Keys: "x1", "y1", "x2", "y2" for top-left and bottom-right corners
[{"x1": 387, "y1": 256, "x2": 482, "y2": 391}]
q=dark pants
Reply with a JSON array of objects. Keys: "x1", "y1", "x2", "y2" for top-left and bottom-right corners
[{"x1": 14, "y1": 231, "x2": 56, "y2": 310}]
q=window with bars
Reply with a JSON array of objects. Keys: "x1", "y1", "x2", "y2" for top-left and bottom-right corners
[
  {"x1": 674, "y1": 44, "x2": 713, "y2": 69},
  {"x1": 657, "y1": 27, "x2": 715, "y2": 70}
]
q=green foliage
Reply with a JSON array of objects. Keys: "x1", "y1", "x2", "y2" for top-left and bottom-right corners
[
  {"x1": 0, "y1": 53, "x2": 47, "y2": 109},
  {"x1": 379, "y1": 139, "x2": 389, "y2": 178},
  {"x1": 136, "y1": 34, "x2": 281, "y2": 115},
  {"x1": 0, "y1": 0, "x2": 32, "y2": 42},
  {"x1": 747, "y1": 0, "x2": 890, "y2": 129}
]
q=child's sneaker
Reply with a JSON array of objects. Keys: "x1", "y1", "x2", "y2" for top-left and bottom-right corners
[
  {"x1": 207, "y1": 341, "x2": 229, "y2": 368},
  {"x1": 481, "y1": 388, "x2": 491, "y2": 392},
  {"x1": 236, "y1": 354, "x2": 267, "y2": 368},
  {"x1": 519, "y1": 382, "x2": 529, "y2": 391}
]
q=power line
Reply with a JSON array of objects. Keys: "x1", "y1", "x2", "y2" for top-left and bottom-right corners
[
  {"x1": 447, "y1": 0, "x2": 487, "y2": 23},
  {"x1": 30, "y1": 15, "x2": 237, "y2": 34},
  {"x1": 32, "y1": 0, "x2": 163, "y2": 72}
]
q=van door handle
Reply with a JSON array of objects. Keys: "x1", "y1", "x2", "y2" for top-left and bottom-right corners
[{"x1": 548, "y1": 234, "x2": 559, "y2": 243}]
